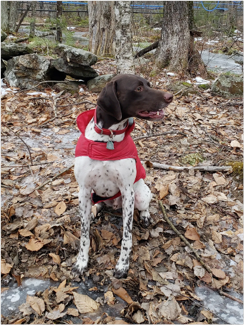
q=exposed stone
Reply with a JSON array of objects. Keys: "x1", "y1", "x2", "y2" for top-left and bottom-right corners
[
  {"x1": 55, "y1": 44, "x2": 97, "y2": 66},
  {"x1": 50, "y1": 58, "x2": 98, "y2": 81},
  {"x1": 1, "y1": 30, "x2": 7, "y2": 42},
  {"x1": 211, "y1": 74, "x2": 243, "y2": 98},
  {"x1": 4, "y1": 54, "x2": 59, "y2": 89},
  {"x1": 53, "y1": 81, "x2": 81, "y2": 94},
  {"x1": 1, "y1": 42, "x2": 33, "y2": 60},
  {"x1": 168, "y1": 81, "x2": 198, "y2": 95},
  {"x1": 87, "y1": 74, "x2": 115, "y2": 93}
]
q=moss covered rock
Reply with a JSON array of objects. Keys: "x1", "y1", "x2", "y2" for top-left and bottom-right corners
[{"x1": 211, "y1": 74, "x2": 243, "y2": 98}]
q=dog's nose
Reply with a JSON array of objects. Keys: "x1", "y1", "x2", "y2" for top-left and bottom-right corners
[{"x1": 163, "y1": 92, "x2": 173, "y2": 103}]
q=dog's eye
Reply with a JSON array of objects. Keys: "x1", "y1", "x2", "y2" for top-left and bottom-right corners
[{"x1": 135, "y1": 86, "x2": 143, "y2": 92}]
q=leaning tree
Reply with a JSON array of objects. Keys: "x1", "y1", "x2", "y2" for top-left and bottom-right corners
[{"x1": 155, "y1": 1, "x2": 206, "y2": 76}]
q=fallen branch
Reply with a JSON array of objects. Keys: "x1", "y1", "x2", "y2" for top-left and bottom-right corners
[
  {"x1": 158, "y1": 201, "x2": 213, "y2": 274},
  {"x1": 134, "y1": 40, "x2": 159, "y2": 58},
  {"x1": 134, "y1": 131, "x2": 186, "y2": 141},
  {"x1": 147, "y1": 162, "x2": 232, "y2": 173},
  {"x1": 219, "y1": 290, "x2": 243, "y2": 304},
  {"x1": 2, "y1": 162, "x2": 54, "y2": 168},
  {"x1": 52, "y1": 90, "x2": 64, "y2": 118},
  {"x1": 17, "y1": 80, "x2": 74, "y2": 93},
  {"x1": 35, "y1": 164, "x2": 74, "y2": 191}
]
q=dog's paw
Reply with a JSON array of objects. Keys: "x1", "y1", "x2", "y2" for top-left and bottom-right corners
[
  {"x1": 113, "y1": 266, "x2": 128, "y2": 279},
  {"x1": 71, "y1": 259, "x2": 88, "y2": 278},
  {"x1": 140, "y1": 210, "x2": 151, "y2": 228}
]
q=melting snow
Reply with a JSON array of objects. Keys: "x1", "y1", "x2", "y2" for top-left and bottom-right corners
[{"x1": 195, "y1": 286, "x2": 243, "y2": 325}]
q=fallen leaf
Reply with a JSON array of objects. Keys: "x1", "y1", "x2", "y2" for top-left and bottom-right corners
[
  {"x1": 157, "y1": 296, "x2": 181, "y2": 320},
  {"x1": 26, "y1": 295, "x2": 45, "y2": 316},
  {"x1": 112, "y1": 287, "x2": 133, "y2": 304},
  {"x1": 18, "y1": 229, "x2": 33, "y2": 237},
  {"x1": 101, "y1": 229, "x2": 114, "y2": 241},
  {"x1": 211, "y1": 268, "x2": 226, "y2": 279},
  {"x1": 67, "y1": 308, "x2": 79, "y2": 316},
  {"x1": 213, "y1": 173, "x2": 226, "y2": 185},
  {"x1": 73, "y1": 292, "x2": 99, "y2": 313},
  {"x1": 201, "y1": 309, "x2": 213, "y2": 319},
  {"x1": 13, "y1": 318, "x2": 26, "y2": 324},
  {"x1": 104, "y1": 291, "x2": 115, "y2": 305},
  {"x1": 132, "y1": 310, "x2": 145, "y2": 324},
  {"x1": 185, "y1": 227, "x2": 200, "y2": 241},
  {"x1": 212, "y1": 276, "x2": 229, "y2": 289},
  {"x1": 1, "y1": 259, "x2": 13, "y2": 274},
  {"x1": 212, "y1": 230, "x2": 222, "y2": 244},
  {"x1": 201, "y1": 194, "x2": 218, "y2": 204},
  {"x1": 55, "y1": 202, "x2": 67, "y2": 216},
  {"x1": 49, "y1": 253, "x2": 61, "y2": 265},
  {"x1": 25, "y1": 238, "x2": 44, "y2": 251},
  {"x1": 194, "y1": 265, "x2": 205, "y2": 277},
  {"x1": 46, "y1": 309, "x2": 66, "y2": 320},
  {"x1": 230, "y1": 140, "x2": 241, "y2": 148},
  {"x1": 159, "y1": 184, "x2": 169, "y2": 199}
]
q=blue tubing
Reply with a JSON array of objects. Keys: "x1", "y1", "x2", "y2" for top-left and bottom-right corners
[{"x1": 201, "y1": 0, "x2": 220, "y2": 12}]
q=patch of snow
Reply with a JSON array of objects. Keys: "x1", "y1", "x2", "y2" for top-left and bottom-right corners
[
  {"x1": 206, "y1": 40, "x2": 219, "y2": 45},
  {"x1": 195, "y1": 286, "x2": 243, "y2": 325},
  {"x1": 23, "y1": 278, "x2": 47, "y2": 287},
  {"x1": 153, "y1": 28, "x2": 161, "y2": 31},
  {"x1": 194, "y1": 77, "x2": 210, "y2": 85},
  {"x1": 79, "y1": 87, "x2": 84, "y2": 93},
  {"x1": 195, "y1": 37, "x2": 203, "y2": 41},
  {"x1": 1, "y1": 79, "x2": 6, "y2": 86},
  {"x1": 167, "y1": 72, "x2": 175, "y2": 76},
  {"x1": 26, "y1": 91, "x2": 49, "y2": 96},
  {"x1": 67, "y1": 26, "x2": 75, "y2": 30}
]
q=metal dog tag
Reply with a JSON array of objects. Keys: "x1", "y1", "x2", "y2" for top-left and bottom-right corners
[
  {"x1": 106, "y1": 141, "x2": 114, "y2": 150},
  {"x1": 128, "y1": 117, "x2": 134, "y2": 125}
]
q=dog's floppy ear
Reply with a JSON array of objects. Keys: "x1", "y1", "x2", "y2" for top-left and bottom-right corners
[{"x1": 97, "y1": 81, "x2": 122, "y2": 121}]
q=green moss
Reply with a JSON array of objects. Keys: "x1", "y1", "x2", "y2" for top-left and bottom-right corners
[
  {"x1": 226, "y1": 161, "x2": 243, "y2": 181},
  {"x1": 182, "y1": 82, "x2": 192, "y2": 87},
  {"x1": 180, "y1": 153, "x2": 204, "y2": 166},
  {"x1": 149, "y1": 70, "x2": 157, "y2": 77},
  {"x1": 198, "y1": 84, "x2": 210, "y2": 90}
]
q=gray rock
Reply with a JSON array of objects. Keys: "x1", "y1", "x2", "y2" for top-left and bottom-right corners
[
  {"x1": 4, "y1": 54, "x2": 51, "y2": 89},
  {"x1": 53, "y1": 81, "x2": 80, "y2": 94},
  {"x1": 87, "y1": 74, "x2": 115, "y2": 93},
  {"x1": 211, "y1": 74, "x2": 243, "y2": 98},
  {"x1": 1, "y1": 42, "x2": 33, "y2": 60},
  {"x1": 1, "y1": 30, "x2": 7, "y2": 42},
  {"x1": 51, "y1": 58, "x2": 98, "y2": 81},
  {"x1": 55, "y1": 44, "x2": 97, "y2": 66},
  {"x1": 1, "y1": 59, "x2": 6, "y2": 76}
]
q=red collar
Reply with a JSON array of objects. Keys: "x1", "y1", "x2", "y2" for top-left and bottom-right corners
[{"x1": 94, "y1": 107, "x2": 134, "y2": 136}]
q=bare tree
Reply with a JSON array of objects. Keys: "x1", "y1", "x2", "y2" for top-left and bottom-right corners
[
  {"x1": 88, "y1": 2, "x2": 115, "y2": 56},
  {"x1": 29, "y1": 2, "x2": 36, "y2": 39},
  {"x1": 0, "y1": 0, "x2": 8, "y2": 32},
  {"x1": 155, "y1": 1, "x2": 206, "y2": 76},
  {"x1": 114, "y1": 1, "x2": 134, "y2": 74},
  {"x1": 57, "y1": 1, "x2": 63, "y2": 43}
]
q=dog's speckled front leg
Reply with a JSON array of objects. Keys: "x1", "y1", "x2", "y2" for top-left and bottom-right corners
[
  {"x1": 72, "y1": 188, "x2": 92, "y2": 276},
  {"x1": 114, "y1": 186, "x2": 134, "y2": 278}
]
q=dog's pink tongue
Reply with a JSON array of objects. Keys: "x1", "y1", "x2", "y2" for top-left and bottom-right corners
[{"x1": 139, "y1": 110, "x2": 164, "y2": 118}]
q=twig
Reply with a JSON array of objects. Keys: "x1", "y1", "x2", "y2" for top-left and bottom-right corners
[
  {"x1": 57, "y1": 100, "x2": 96, "y2": 108},
  {"x1": 1, "y1": 162, "x2": 54, "y2": 168},
  {"x1": 147, "y1": 162, "x2": 232, "y2": 172},
  {"x1": 158, "y1": 201, "x2": 213, "y2": 274},
  {"x1": 134, "y1": 131, "x2": 186, "y2": 141},
  {"x1": 34, "y1": 164, "x2": 74, "y2": 192},
  {"x1": 52, "y1": 91, "x2": 64, "y2": 118},
  {"x1": 17, "y1": 80, "x2": 74, "y2": 93},
  {"x1": 219, "y1": 290, "x2": 243, "y2": 304},
  {"x1": 39, "y1": 111, "x2": 75, "y2": 127}
]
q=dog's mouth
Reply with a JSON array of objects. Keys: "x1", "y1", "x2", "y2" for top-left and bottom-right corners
[{"x1": 138, "y1": 109, "x2": 164, "y2": 119}]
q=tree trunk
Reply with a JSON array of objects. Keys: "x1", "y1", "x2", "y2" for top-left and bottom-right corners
[
  {"x1": 8, "y1": 0, "x2": 18, "y2": 33},
  {"x1": 0, "y1": 0, "x2": 8, "y2": 32},
  {"x1": 155, "y1": 1, "x2": 190, "y2": 72},
  {"x1": 57, "y1": 1, "x2": 63, "y2": 43},
  {"x1": 15, "y1": 4, "x2": 31, "y2": 33},
  {"x1": 114, "y1": 1, "x2": 134, "y2": 74},
  {"x1": 29, "y1": 2, "x2": 36, "y2": 38},
  {"x1": 88, "y1": 1, "x2": 115, "y2": 56}
]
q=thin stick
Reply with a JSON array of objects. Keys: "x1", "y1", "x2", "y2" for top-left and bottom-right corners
[
  {"x1": 148, "y1": 162, "x2": 232, "y2": 173},
  {"x1": 134, "y1": 131, "x2": 186, "y2": 141},
  {"x1": 35, "y1": 164, "x2": 74, "y2": 192},
  {"x1": 1, "y1": 162, "x2": 54, "y2": 168},
  {"x1": 219, "y1": 290, "x2": 243, "y2": 304},
  {"x1": 158, "y1": 201, "x2": 213, "y2": 274}
]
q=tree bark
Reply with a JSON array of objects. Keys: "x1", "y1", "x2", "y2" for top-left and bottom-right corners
[
  {"x1": 155, "y1": 1, "x2": 206, "y2": 76},
  {"x1": 29, "y1": 2, "x2": 36, "y2": 38},
  {"x1": 56, "y1": 1, "x2": 63, "y2": 43},
  {"x1": 114, "y1": 1, "x2": 134, "y2": 74},
  {"x1": 0, "y1": 0, "x2": 8, "y2": 32},
  {"x1": 155, "y1": 1, "x2": 190, "y2": 72},
  {"x1": 88, "y1": 1, "x2": 115, "y2": 56}
]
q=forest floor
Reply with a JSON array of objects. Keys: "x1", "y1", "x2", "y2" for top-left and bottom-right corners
[{"x1": 1, "y1": 52, "x2": 243, "y2": 324}]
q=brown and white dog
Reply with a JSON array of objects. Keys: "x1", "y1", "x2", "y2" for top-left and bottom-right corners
[{"x1": 73, "y1": 74, "x2": 173, "y2": 278}]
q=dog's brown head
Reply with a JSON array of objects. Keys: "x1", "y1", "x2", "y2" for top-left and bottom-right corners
[{"x1": 96, "y1": 74, "x2": 173, "y2": 128}]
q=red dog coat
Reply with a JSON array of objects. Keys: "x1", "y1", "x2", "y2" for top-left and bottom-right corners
[{"x1": 75, "y1": 109, "x2": 146, "y2": 204}]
